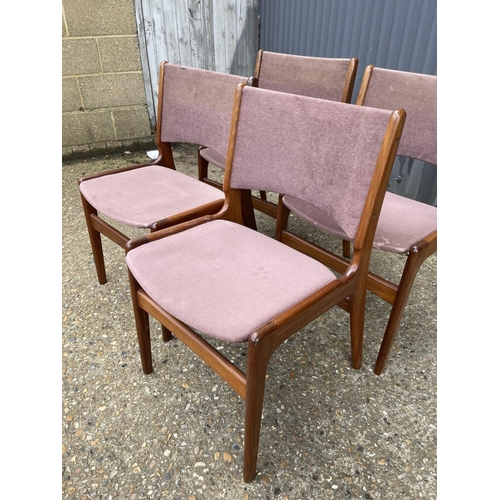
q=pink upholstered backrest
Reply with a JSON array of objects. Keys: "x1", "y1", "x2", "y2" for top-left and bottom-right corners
[
  {"x1": 159, "y1": 64, "x2": 248, "y2": 157},
  {"x1": 359, "y1": 67, "x2": 437, "y2": 165},
  {"x1": 257, "y1": 51, "x2": 352, "y2": 102},
  {"x1": 230, "y1": 86, "x2": 395, "y2": 240}
]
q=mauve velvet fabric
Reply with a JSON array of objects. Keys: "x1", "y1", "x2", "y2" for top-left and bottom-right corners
[
  {"x1": 283, "y1": 68, "x2": 437, "y2": 254},
  {"x1": 283, "y1": 192, "x2": 436, "y2": 253},
  {"x1": 79, "y1": 166, "x2": 224, "y2": 228},
  {"x1": 362, "y1": 68, "x2": 437, "y2": 165},
  {"x1": 199, "y1": 53, "x2": 352, "y2": 170},
  {"x1": 199, "y1": 147, "x2": 227, "y2": 169},
  {"x1": 258, "y1": 52, "x2": 350, "y2": 101},
  {"x1": 160, "y1": 65, "x2": 248, "y2": 157},
  {"x1": 126, "y1": 220, "x2": 336, "y2": 343},
  {"x1": 230, "y1": 86, "x2": 394, "y2": 241}
]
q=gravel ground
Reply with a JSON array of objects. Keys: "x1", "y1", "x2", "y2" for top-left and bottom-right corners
[{"x1": 62, "y1": 144, "x2": 437, "y2": 499}]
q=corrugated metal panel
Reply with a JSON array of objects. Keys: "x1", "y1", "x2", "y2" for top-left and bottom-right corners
[
  {"x1": 135, "y1": 0, "x2": 259, "y2": 127},
  {"x1": 259, "y1": 0, "x2": 437, "y2": 205}
]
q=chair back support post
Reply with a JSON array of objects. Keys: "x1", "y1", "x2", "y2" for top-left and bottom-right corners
[
  {"x1": 355, "y1": 64, "x2": 375, "y2": 106},
  {"x1": 154, "y1": 61, "x2": 176, "y2": 169},
  {"x1": 341, "y1": 57, "x2": 359, "y2": 103},
  {"x1": 221, "y1": 83, "x2": 254, "y2": 227},
  {"x1": 352, "y1": 111, "x2": 406, "y2": 258}
]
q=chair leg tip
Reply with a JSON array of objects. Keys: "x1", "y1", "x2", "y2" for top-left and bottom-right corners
[
  {"x1": 374, "y1": 357, "x2": 386, "y2": 375},
  {"x1": 98, "y1": 276, "x2": 108, "y2": 285},
  {"x1": 243, "y1": 472, "x2": 256, "y2": 483}
]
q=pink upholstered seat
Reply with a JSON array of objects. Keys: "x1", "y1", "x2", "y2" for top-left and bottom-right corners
[
  {"x1": 198, "y1": 147, "x2": 226, "y2": 169},
  {"x1": 283, "y1": 191, "x2": 436, "y2": 254},
  {"x1": 79, "y1": 166, "x2": 223, "y2": 228},
  {"x1": 126, "y1": 219, "x2": 336, "y2": 342}
]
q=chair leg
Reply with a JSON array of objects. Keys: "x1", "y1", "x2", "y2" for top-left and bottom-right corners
[
  {"x1": 259, "y1": 191, "x2": 268, "y2": 201},
  {"x1": 342, "y1": 239, "x2": 351, "y2": 258},
  {"x1": 374, "y1": 247, "x2": 428, "y2": 375},
  {"x1": 136, "y1": 307, "x2": 152, "y2": 374},
  {"x1": 349, "y1": 292, "x2": 366, "y2": 370},
  {"x1": 80, "y1": 193, "x2": 107, "y2": 284},
  {"x1": 162, "y1": 326, "x2": 173, "y2": 342},
  {"x1": 128, "y1": 271, "x2": 153, "y2": 374},
  {"x1": 243, "y1": 336, "x2": 273, "y2": 483},
  {"x1": 275, "y1": 195, "x2": 291, "y2": 241},
  {"x1": 197, "y1": 148, "x2": 209, "y2": 182}
]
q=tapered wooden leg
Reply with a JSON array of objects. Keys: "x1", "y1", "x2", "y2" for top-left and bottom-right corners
[
  {"x1": 243, "y1": 337, "x2": 273, "y2": 483},
  {"x1": 342, "y1": 239, "x2": 351, "y2": 258},
  {"x1": 275, "y1": 195, "x2": 291, "y2": 241},
  {"x1": 259, "y1": 191, "x2": 268, "y2": 201},
  {"x1": 349, "y1": 292, "x2": 366, "y2": 370},
  {"x1": 136, "y1": 307, "x2": 152, "y2": 374},
  {"x1": 197, "y1": 148, "x2": 209, "y2": 182},
  {"x1": 80, "y1": 193, "x2": 107, "y2": 284},
  {"x1": 162, "y1": 326, "x2": 173, "y2": 342},
  {"x1": 241, "y1": 189, "x2": 258, "y2": 231},
  {"x1": 374, "y1": 247, "x2": 427, "y2": 375},
  {"x1": 128, "y1": 271, "x2": 153, "y2": 374}
]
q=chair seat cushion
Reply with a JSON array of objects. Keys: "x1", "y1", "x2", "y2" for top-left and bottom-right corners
[
  {"x1": 79, "y1": 165, "x2": 225, "y2": 228},
  {"x1": 126, "y1": 220, "x2": 337, "y2": 343},
  {"x1": 199, "y1": 148, "x2": 226, "y2": 169},
  {"x1": 282, "y1": 191, "x2": 436, "y2": 253}
]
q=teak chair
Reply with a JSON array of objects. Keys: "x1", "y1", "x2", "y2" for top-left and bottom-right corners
[
  {"x1": 277, "y1": 65, "x2": 437, "y2": 374},
  {"x1": 78, "y1": 62, "x2": 250, "y2": 284},
  {"x1": 197, "y1": 50, "x2": 358, "y2": 218},
  {"x1": 125, "y1": 84, "x2": 405, "y2": 481}
]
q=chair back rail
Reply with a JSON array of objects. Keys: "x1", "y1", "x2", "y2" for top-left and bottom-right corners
[
  {"x1": 254, "y1": 50, "x2": 358, "y2": 103},
  {"x1": 156, "y1": 62, "x2": 249, "y2": 163},
  {"x1": 227, "y1": 85, "x2": 404, "y2": 242},
  {"x1": 356, "y1": 65, "x2": 437, "y2": 165}
]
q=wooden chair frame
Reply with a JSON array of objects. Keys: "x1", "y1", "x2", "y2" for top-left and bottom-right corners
[
  {"x1": 125, "y1": 83, "x2": 405, "y2": 481},
  {"x1": 277, "y1": 65, "x2": 436, "y2": 374}
]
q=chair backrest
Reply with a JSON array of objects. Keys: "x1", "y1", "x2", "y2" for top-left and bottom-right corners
[
  {"x1": 254, "y1": 50, "x2": 358, "y2": 103},
  {"x1": 156, "y1": 62, "x2": 249, "y2": 159},
  {"x1": 226, "y1": 85, "x2": 405, "y2": 242},
  {"x1": 356, "y1": 66, "x2": 437, "y2": 165}
]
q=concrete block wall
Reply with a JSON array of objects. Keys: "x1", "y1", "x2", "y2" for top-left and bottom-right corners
[{"x1": 62, "y1": 0, "x2": 155, "y2": 161}]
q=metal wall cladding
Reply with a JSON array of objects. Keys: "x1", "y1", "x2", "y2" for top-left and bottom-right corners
[
  {"x1": 259, "y1": 0, "x2": 437, "y2": 205},
  {"x1": 135, "y1": 0, "x2": 259, "y2": 128}
]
